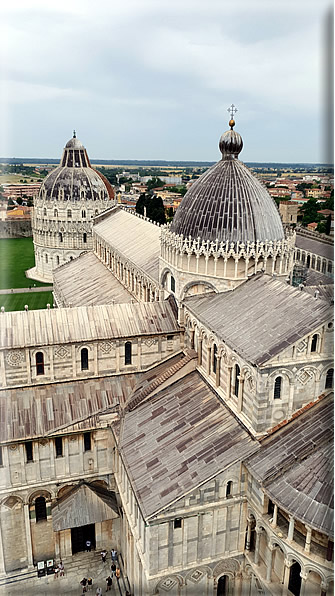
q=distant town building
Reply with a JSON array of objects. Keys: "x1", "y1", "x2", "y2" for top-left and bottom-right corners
[{"x1": 279, "y1": 201, "x2": 298, "y2": 224}]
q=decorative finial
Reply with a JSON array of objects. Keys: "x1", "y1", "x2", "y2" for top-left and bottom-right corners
[
  {"x1": 73, "y1": 130, "x2": 76, "y2": 138},
  {"x1": 227, "y1": 104, "x2": 238, "y2": 129}
]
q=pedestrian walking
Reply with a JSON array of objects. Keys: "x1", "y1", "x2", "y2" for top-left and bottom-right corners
[
  {"x1": 96, "y1": 587, "x2": 102, "y2": 596},
  {"x1": 86, "y1": 539, "x2": 92, "y2": 552},
  {"x1": 54, "y1": 564, "x2": 59, "y2": 579},
  {"x1": 58, "y1": 560, "x2": 65, "y2": 577},
  {"x1": 111, "y1": 548, "x2": 117, "y2": 562},
  {"x1": 106, "y1": 575, "x2": 113, "y2": 591},
  {"x1": 80, "y1": 577, "x2": 88, "y2": 593},
  {"x1": 87, "y1": 577, "x2": 93, "y2": 591},
  {"x1": 110, "y1": 562, "x2": 116, "y2": 576},
  {"x1": 115, "y1": 567, "x2": 120, "y2": 580},
  {"x1": 101, "y1": 549, "x2": 107, "y2": 563}
]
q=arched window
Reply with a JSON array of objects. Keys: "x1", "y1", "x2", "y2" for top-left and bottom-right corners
[
  {"x1": 43, "y1": 208, "x2": 47, "y2": 216},
  {"x1": 170, "y1": 276, "x2": 175, "y2": 293},
  {"x1": 234, "y1": 364, "x2": 240, "y2": 397},
  {"x1": 316, "y1": 258, "x2": 321, "y2": 272},
  {"x1": 301, "y1": 252, "x2": 305, "y2": 264},
  {"x1": 82, "y1": 210, "x2": 86, "y2": 218},
  {"x1": 322, "y1": 260, "x2": 327, "y2": 274},
  {"x1": 35, "y1": 497, "x2": 47, "y2": 522},
  {"x1": 311, "y1": 334, "x2": 318, "y2": 352},
  {"x1": 311, "y1": 255, "x2": 316, "y2": 269},
  {"x1": 226, "y1": 481, "x2": 233, "y2": 498},
  {"x1": 36, "y1": 352, "x2": 44, "y2": 375},
  {"x1": 306, "y1": 255, "x2": 310, "y2": 268},
  {"x1": 274, "y1": 376, "x2": 282, "y2": 399},
  {"x1": 56, "y1": 255, "x2": 60, "y2": 266},
  {"x1": 59, "y1": 232, "x2": 63, "y2": 243},
  {"x1": 125, "y1": 342, "x2": 132, "y2": 365},
  {"x1": 54, "y1": 209, "x2": 58, "y2": 217},
  {"x1": 327, "y1": 261, "x2": 333, "y2": 274},
  {"x1": 296, "y1": 250, "x2": 301, "y2": 260},
  {"x1": 325, "y1": 368, "x2": 334, "y2": 389},
  {"x1": 45, "y1": 254, "x2": 48, "y2": 263},
  {"x1": 81, "y1": 348, "x2": 88, "y2": 371},
  {"x1": 83, "y1": 233, "x2": 87, "y2": 243},
  {"x1": 70, "y1": 256, "x2": 73, "y2": 261},
  {"x1": 67, "y1": 209, "x2": 72, "y2": 218},
  {"x1": 213, "y1": 344, "x2": 217, "y2": 374}
]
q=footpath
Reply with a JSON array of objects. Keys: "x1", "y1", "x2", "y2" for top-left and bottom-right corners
[{"x1": 0, "y1": 286, "x2": 53, "y2": 295}]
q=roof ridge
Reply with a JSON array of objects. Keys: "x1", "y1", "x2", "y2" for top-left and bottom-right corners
[{"x1": 124, "y1": 351, "x2": 195, "y2": 412}]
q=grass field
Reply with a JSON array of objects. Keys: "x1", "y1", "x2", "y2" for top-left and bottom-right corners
[
  {"x1": 0, "y1": 291, "x2": 53, "y2": 312},
  {"x1": 0, "y1": 238, "x2": 50, "y2": 289}
]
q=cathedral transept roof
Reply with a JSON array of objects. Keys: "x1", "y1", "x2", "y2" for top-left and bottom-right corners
[
  {"x1": 119, "y1": 369, "x2": 258, "y2": 520},
  {"x1": 184, "y1": 274, "x2": 333, "y2": 365}
]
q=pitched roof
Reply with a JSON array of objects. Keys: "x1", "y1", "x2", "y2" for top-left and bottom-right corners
[
  {"x1": 183, "y1": 275, "x2": 333, "y2": 365},
  {"x1": 245, "y1": 395, "x2": 333, "y2": 537},
  {"x1": 295, "y1": 233, "x2": 333, "y2": 261},
  {"x1": 93, "y1": 207, "x2": 161, "y2": 282},
  {"x1": 119, "y1": 370, "x2": 258, "y2": 520},
  {"x1": 0, "y1": 300, "x2": 179, "y2": 349},
  {"x1": 0, "y1": 375, "x2": 140, "y2": 442},
  {"x1": 54, "y1": 252, "x2": 133, "y2": 307}
]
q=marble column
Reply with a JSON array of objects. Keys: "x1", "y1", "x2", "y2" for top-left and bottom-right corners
[
  {"x1": 299, "y1": 573, "x2": 307, "y2": 596},
  {"x1": 282, "y1": 560, "x2": 291, "y2": 595},
  {"x1": 216, "y1": 356, "x2": 221, "y2": 387},
  {"x1": 23, "y1": 503, "x2": 34, "y2": 568},
  {"x1": 321, "y1": 581, "x2": 328, "y2": 596},
  {"x1": 197, "y1": 338, "x2": 202, "y2": 366},
  {"x1": 266, "y1": 547, "x2": 273, "y2": 583},
  {"x1": 304, "y1": 526, "x2": 312, "y2": 553},
  {"x1": 271, "y1": 504, "x2": 278, "y2": 528},
  {"x1": 245, "y1": 517, "x2": 253, "y2": 551},
  {"x1": 0, "y1": 515, "x2": 6, "y2": 576},
  {"x1": 287, "y1": 515, "x2": 294, "y2": 542},
  {"x1": 190, "y1": 329, "x2": 195, "y2": 350},
  {"x1": 254, "y1": 530, "x2": 261, "y2": 565},
  {"x1": 227, "y1": 365, "x2": 232, "y2": 400},
  {"x1": 237, "y1": 376, "x2": 244, "y2": 411}
]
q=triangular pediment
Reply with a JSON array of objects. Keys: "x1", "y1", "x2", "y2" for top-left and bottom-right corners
[{"x1": 52, "y1": 483, "x2": 118, "y2": 531}]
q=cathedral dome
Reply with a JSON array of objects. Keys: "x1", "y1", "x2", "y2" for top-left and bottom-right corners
[
  {"x1": 171, "y1": 119, "x2": 284, "y2": 244},
  {"x1": 38, "y1": 132, "x2": 114, "y2": 202}
]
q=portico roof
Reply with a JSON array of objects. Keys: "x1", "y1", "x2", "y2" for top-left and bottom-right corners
[{"x1": 52, "y1": 482, "x2": 118, "y2": 531}]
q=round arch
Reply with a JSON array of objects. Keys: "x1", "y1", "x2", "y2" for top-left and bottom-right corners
[{"x1": 181, "y1": 279, "x2": 218, "y2": 300}]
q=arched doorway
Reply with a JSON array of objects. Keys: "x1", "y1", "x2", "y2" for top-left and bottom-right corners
[
  {"x1": 217, "y1": 575, "x2": 228, "y2": 596},
  {"x1": 288, "y1": 561, "x2": 302, "y2": 596}
]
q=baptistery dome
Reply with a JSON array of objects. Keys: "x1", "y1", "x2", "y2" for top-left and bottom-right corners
[
  {"x1": 28, "y1": 133, "x2": 115, "y2": 283},
  {"x1": 39, "y1": 133, "x2": 114, "y2": 203},
  {"x1": 171, "y1": 119, "x2": 284, "y2": 244}
]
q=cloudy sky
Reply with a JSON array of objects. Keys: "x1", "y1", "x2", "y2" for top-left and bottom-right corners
[{"x1": 1, "y1": 0, "x2": 332, "y2": 162}]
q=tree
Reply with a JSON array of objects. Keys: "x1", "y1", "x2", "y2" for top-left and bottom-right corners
[
  {"x1": 299, "y1": 198, "x2": 324, "y2": 226},
  {"x1": 135, "y1": 193, "x2": 166, "y2": 224},
  {"x1": 16, "y1": 197, "x2": 23, "y2": 205},
  {"x1": 146, "y1": 177, "x2": 164, "y2": 191}
]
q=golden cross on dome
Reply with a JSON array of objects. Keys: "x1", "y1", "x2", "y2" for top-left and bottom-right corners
[{"x1": 227, "y1": 104, "x2": 238, "y2": 119}]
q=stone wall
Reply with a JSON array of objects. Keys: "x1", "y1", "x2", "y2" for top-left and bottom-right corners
[{"x1": 0, "y1": 219, "x2": 32, "y2": 238}]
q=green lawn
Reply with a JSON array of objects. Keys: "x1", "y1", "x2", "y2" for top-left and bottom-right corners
[
  {"x1": 0, "y1": 238, "x2": 49, "y2": 289},
  {"x1": 0, "y1": 291, "x2": 54, "y2": 312}
]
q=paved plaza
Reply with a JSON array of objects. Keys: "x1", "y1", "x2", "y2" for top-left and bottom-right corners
[{"x1": 0, "y1": 551, "x2": 130, "y2": 595}]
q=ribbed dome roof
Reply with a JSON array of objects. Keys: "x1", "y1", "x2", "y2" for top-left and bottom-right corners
[
  {"x1": 38, "y1": 133, "x2": 114, "y2": 202},
  {"x1": 171, "y1": 121, "x2": 284, "y2": 244}
]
